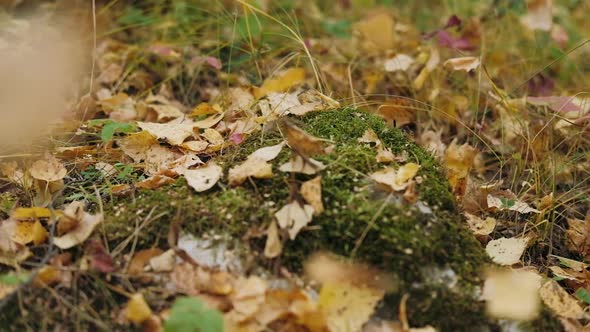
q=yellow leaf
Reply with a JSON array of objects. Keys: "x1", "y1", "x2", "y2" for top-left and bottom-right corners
[
  {"x1": 190, "y1": 102, "x2": 221, "y2": 117},
  {"x1": 12, "y1": 207, "x2": 54, "y2": 219},
  {"x1": 126, "y1": 293, "x2": 152, "y2": 324},
  {"x1": 353, "y1": 13, "x2": 395, "y2": 52},
  {"x1": 32, "y1": 220, "x2": 47, "y2": 245},
  {"x1": 539, "y1": 279, "x2": 585, "y2": 319},
  {"x1": 319, "y1": 281, "x2": 384, "y2": 332},
  {"x1": 253, "y1": 68, "x2": 306, "y2": 99},
  {"x1": 34, "y1": 266, "x2": 60, "y2": 286}
]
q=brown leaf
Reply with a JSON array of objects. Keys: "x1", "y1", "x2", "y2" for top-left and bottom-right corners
[
  {"x1": 279, "y1": 118, "x2": 332, "y2": 158},
  {"x1": 300, "y1": 176, "x2": 324, "y2": 215}
]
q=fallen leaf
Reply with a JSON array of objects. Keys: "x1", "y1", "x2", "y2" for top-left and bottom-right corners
[
  {"x1": 201, "y1": 128, "x2": 224, "y2": 146},
  {"x1": 353, "y1": 13, "x2": 395, "y2": 52},
  {"x1": 137, "y1": 121, "x2": 195, "y2": 146},
  {"x1": 230, "y1": 276, "x2": 268, "y2": 322},
  {"x1": 444, "y1": 142, "x2": 477, "y2": 196},
  {"x1": 485, "y1": 236, "x2": 530, "y2": 265},
  {"x1": 182, "y1": 162, "x2": 222, "y2": 192},
  {"x1": 465, "y1": 213, "x2": 496, "y2": 236},
  {"x1": 279, "y1": 155, "x2": 326, "y2": 175},
  {"x1": 487, "y1": 194, "x2": 540, "y2": 214},
  {"x1": 128, "y1": 248, "x2": 164, "y2": 275},
  {"x1": 136, "y1": 175, "x2": 176, "y2": 190},
  {"x1": 126, "y1": 293, "x2": 152, "y2": 324},
  {"x1": 319, "y1": 281, "x2": 384, "y2": 332},
  {"x1": 33, "y1": 265, "x2": 61, "y2": 287},
  {"x1": 11, "y1": 207, "x2": 55, "y2": 220},
  {"x1": 370, "y1": 163, "x2": 420, "y2": 191},
  {"x1": 539, "y1": 279, "x2": 585, "y2": 319},
  {"x1": 53, "y1": 202, "x2": 103, "y2": 249},
  {"x1": 300, "y1": 176, "x2": 324, "y2": 215},
  {"x1": 279, "y1": 118, "x2": 331, "y2": 158},
  {"x1": 444, "y1": 56, "x2": 480, "y2": 72},
  {"x1": 481, "y1": 268, "x2": 541, "y2": 321},
  {"x1": 275, "y1": 201, "x2": 314, "y2": 240},
  {"x1": 253, "y1": 68, "x2": 306, "y2": 99},
  {"x1": 29, "y1": 155, "x2": 67, "y2": 182},
  {"x1": 228, "y1": 142, "x2": 285, "y2": 186},
  {"x1": 149, "y1": 249, "x2": 176, "y2": 272},
  {"x1": 263, "y1": 221, "x2": 282, "y2": 258},
  {"x1": 566, "y1": 217, "x2": 590, "y2": 258},
  {"x1": 520, "y1": 0, "x2": 552, "y2": 31},
  {"x1": 118, "y1": 131, "x2": 158, "y2": 162},
  {"x1": 384, "y1": 54, "x2": 414, "y2": 72},
  {"x1": 190, "y1": 102, "x2": 221, "y2": 117}
]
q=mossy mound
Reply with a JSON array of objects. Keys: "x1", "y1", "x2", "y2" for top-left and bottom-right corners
[
  {"x1": 1, "y1": 109, "x2": 560, "y2": 331},
  {"x1": 105, "y1": 108, "x2": 493, "y2": 330}
]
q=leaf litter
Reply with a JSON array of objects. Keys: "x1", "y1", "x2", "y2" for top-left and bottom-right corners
[{"x1": 0, "y1": 1, "x2": 589, "y2": 330}]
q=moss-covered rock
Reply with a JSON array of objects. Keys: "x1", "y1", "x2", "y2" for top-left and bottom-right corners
[
  {"x1": 1, "y1": 108, "x2": 560, "y2": 331},
  {"x1": 101, "y1": 108, "x2": 490, "y2": 330}
]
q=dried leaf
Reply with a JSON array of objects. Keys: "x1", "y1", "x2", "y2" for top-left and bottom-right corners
[
  {"x1": 275, "y1": 201, "x2": 314, "y2": 240},
  {"x1": 29, "y1": 155, "x2": 67, "y2": 182},
  {"x1": 520, "y1": 0, "x2": 553, "y2": 31},
  {"x1": 182, "y1": 162, "x2": 222, "y2": 193},
  {"x1": 149, "y1": 249, "x2": 176, "y2": 272},
  {"x1": 253, "y1": 68, "x2": 306, "y2": 99},
  {"x1": 487, "y1": 194, "x2": 540, "y2": 214},
  {"x1": 279, "y1": 119, "x2": 331, "y2": 158},
  {"x1": 279, "y1": 155, "x2": 326, "y2": 175},
  {"x1": 300, "y1": 176, "x2": 324, "y2": 215},
  {"x1": 136, "y1": 175, "x2": 176, "y2": 190},
  {"x1": 137, "y1": 121, "x2": 195, "y2": 146},
  {"x1": 539, "y1": 280, "x2": 585, "y2": 319},
  {"x1": 384, "y1": 54, "x2": 414, "y2": 72},
  {"x1": 126, "y1": 293, "x2": 152, "y2": 324},
  {"x1": 264, "y1": 221, "x2": 282, "y2": 259},
  {"x1": 485, "y1": 237, "x2": 530, "y2": 265},
  {"x1": 465, "y1": 213, "x2": 496, "y2": 236},
  {"x1": 444, "y1": 56, "x2": 480, "y2": 72},
  {"x1": 228, "y1": 142, "x2": 285, "y2": 186},
  {"x1": 128, "y1": 248, "x2": 164, "y2": 275},
  {"x1": 319, "y1": 281, "x2": 384, "y2": 332},
  {"x1": 53, "y1": 202, "x2": 103, "y2": 249},
  {"x1": 353, "y1": 13, "x2": 395, "y2": 52},
  {"x1": 370, "y1": 163, "x2": 420, "y2": 191}
]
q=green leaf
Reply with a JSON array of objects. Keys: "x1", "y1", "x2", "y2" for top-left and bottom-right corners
[
  {"x1": 0, "y1": 272, "x2": 30, "y2": 286},
  {"x1": 164, "y1": 297, "x2": 223, "y2": 332},
  {"x1": 322, "y1": 20, "x2": 351, "y2": 38},
  {"x1": 499, "y1": 197, "x2": 516, "y2": 209},
  {"x1": 576, "y1": 288, "x2": 590, "y2": 304},
  {"x1": 100, "y1": 122, "x2": 137, "y2": 142}
]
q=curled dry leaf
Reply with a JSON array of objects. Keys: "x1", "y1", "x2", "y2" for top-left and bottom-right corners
[
  {"x1": 149, "y1": 249, "x2": 176, "y2": 272},
  {"x1": 300, "y1": 176, "x2": 324, "y2": 215},
  {"x1": 128, "y1": 248, "x2": 164, "y2": 275},
  {"x1": 275, "y1": 201, "x2": 314, "y2": 240},
  {"x1": 370, "y1": 163, "x2": 420, "y2": 191},
  {"x1": 465, "y1": 212, "x2": 496, "y2": 236},
  {"x1": 263, "y1": 221, "x2": 282, "y2": 259},
  {"x1": 444, "y1": 142, "x2": 477, "y2": 196},
  {"x1": 279, "y1": 118, "x2": 332, "y2": 158},
  {"x1": 539, "y1": 279, "x2": 585, "y2": 319},
  {"x1": 228, "y1": 142, "x2": 285, "y2": 186},
  {"x1": 53, "y1": 202, "x2": 103, "y2": 249},
  {"x1": 565, "y1": 217, "x2": 590, "y2": 258},
  {"x1": 481, "y1": 268, "x2": 541, "y2": 321},
  {"x1": 444, "y1": 56, "x2": 481, "y2": 72},
  {"x1": 279, "y1": 155, "x2": 326, "y2": 175},
  {"x1": 11, "y1": 220, "x2": 47, "y2": 245},
  {"x1": 182, "y1": 162, "x2": 222, "y2": 192},
  {"x1": 136, "y1": 175, "x2": 176, "y2": 190},
  {"x1": 485, "y1": 236, "x2": 530, "y2": 265},
  {"x1": 29, "y1": 155, "x2": 67, "y2": 182}
]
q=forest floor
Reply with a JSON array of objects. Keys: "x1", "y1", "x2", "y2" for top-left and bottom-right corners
[{"x1": 1, "y1": 0, "x2": 590, "y2": 331}]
